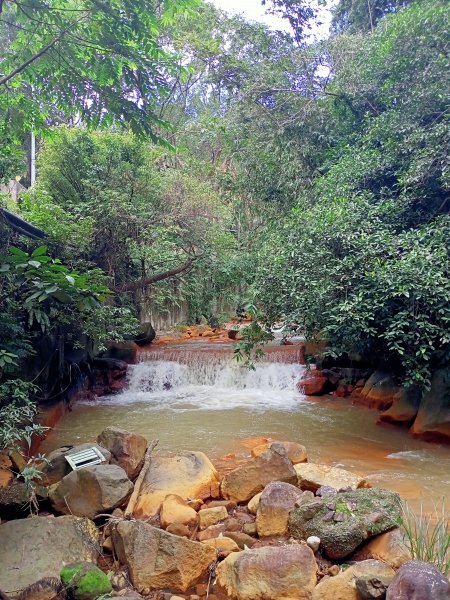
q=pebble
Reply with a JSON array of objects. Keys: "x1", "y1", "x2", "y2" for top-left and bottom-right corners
[{"x1": 306, "y1": 535, "x2": 321, "y2": 552}]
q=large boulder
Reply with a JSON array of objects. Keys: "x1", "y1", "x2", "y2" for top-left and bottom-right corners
[
  {"x1": 410, "y1": 368, "x2": 450, "y2": 444},
  {"x1": 39, "y1": 443, "x2": 111, "y2": 487},
  {"x1": 133, "y1": 451, "x2": 220, "y2": 518},
  {"x1": 379, "y1": 386, "x2": 422, "y2": 426},
  {"x1": 97, "y1": 427, "x2": 147, "y2": 480},
  {"x1": 298, "y1": 370, "x2": 330, "y2": 396},
  {"x1": 221, "y1": 443, "x2": 297, "y2": 503},
  {"x1": 216, "y1": 544, "x2": 317, "y2": 600},
  {"x1": 295, "y1": 463, "x2": 367, "y2": 492},
  {"x1": 351, "y1": 528, "x2": 412, "y2": 568},
  {"x1": 386, "y1": 560, "x2": 450, "y2": 600},
  {"x1": 0, "y1": 516, "x2": 98, "y2": 594},
  {"x1": 312, "y1": 560, "x2": 394, "y2": 600},
  {"x1": 289, "y1": 488, "x2": 401, "y2": 559},
  {"x1": 256, "y1": 481, "x2": 304, "y2": 537},
  {"x1": 49, "y1": 464, "x2": 133, "y2": 518},
  {"x1": 354, "y1": 371, "x2": 399, "y2": 410},
  {"x1": 112, "y1": 520, "x2": 216, "y2": 593},
  {"x1": 134, "y1": 322, "x2": 156, "y2": 347}
]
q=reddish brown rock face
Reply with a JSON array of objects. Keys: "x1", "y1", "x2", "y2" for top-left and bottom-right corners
[{"x1": 298, "y1": 371, "x2": 329, "y2": 396}]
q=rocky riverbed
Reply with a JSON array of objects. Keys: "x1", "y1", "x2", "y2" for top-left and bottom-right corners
[{"x1": 0, "y1": 427, "x2": 448, "y2": 600}]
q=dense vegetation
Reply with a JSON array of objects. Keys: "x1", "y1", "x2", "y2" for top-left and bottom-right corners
[{"x1": 0, "y1": 0, "x2": 449, "y2": 432}]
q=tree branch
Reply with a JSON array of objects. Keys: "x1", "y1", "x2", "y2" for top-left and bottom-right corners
[
  {"x1": 0, "y1": 27, "x2": 69, "y2": 87},
  {"x1": 113, "y1": 258, "x2": 195, "y2": 293}
]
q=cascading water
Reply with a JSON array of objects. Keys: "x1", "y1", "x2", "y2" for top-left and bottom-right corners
[
  {"x1": 43, "y1": 341, "x2": 450, "y2": 513},
  {"x1": 92, "y1": 348, "x2": 306, "y2": 411}
]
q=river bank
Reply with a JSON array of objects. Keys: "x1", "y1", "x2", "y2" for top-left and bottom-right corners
[{"x1": 1, "y1": 428, "x2": 449, "y2": 600}]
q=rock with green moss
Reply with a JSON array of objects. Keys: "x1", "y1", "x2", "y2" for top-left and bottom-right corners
[
  {"x1": 289, "y1": 488, "x2": 401, "y2": 559},
  {"x1": 60, "y1": 562, "x2": 112, "y2": 600}
]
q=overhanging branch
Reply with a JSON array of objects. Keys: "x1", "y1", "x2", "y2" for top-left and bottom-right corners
[{"x1": 113, "y1": 258, "x2": 195, "y2": 293}]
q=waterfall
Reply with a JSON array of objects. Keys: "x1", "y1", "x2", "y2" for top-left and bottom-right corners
[{"x1": 89, "y1": 345, "x2": 306, "y2": 411}]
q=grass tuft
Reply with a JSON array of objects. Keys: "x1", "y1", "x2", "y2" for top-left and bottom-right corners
[{"x1": 400, "y1": 499, "x2": 450, "y2": 576}]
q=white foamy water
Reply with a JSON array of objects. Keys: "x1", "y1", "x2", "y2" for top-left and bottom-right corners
[{"x1": 83, "y1": 358, "x2": 306, "y2": 411}]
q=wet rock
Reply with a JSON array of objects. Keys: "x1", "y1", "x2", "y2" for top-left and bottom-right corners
[
  {"x1": 386, "y1": 560, "x2": 450, "y2": 600},
  {"x1": 247, "y1": 492, "x2": 261, "y2": 515},
  {"x1": 255, "y1": 481, "x2": 303, "y2": 537},
  {"x1": 60, "y1": 562, "x2": 112, "y2": 600},
  {"x1": 410, "y1": 368, "x2": 450, "y2": 444},
  {"x1": 49, "y1": 464, "x2": 133, "y2": 518},
  {"x1": 298, "y1": 370, "x2": 330, "y2": 396},
  {"x1": 134, "y1": 322, "x2": 156, "y2": 346},
  {"x1": 198, "y1": 506, "x2": 228, "y2": 530},
  {"x1": 160, "y1": 494, "x2": 199, "y2": 529},
  {"x1": 0, "y1": 516, "x2": 98, "y2": 594},
  {"x1": 221, "y1": 444, "x2": 297, "y2": 503},
  {"x1": 97, "y1": 427, "x2": 147, "y2": 480},
  {"x1": 112, "y1": 520, "x2": 216, "y2": 593},
  {"x1": 39, "y1": 443, "x2": 111, "y2": 487},
  {"x1": 217, "y1": 544, "x2": 317, "y2": 600},
  {"x1": 312, "y1": 560, "x2": 394, "y2": 600},
  {"x1": 251, "y1": 441, "x2": 307, "y2": 464},
  {"x1": 133, "y1": 451, "x2": 220, "y2": 518},
  {"x1": 352, "y1": 528, "x2": 412, "y2": 568},
  {"x1": 289, "y1": 488, "x2": 401, "y2": 559},
  {"x1": 354, "y1": 371, "x2": 399, "y2": 410},
  {"x1": 295, "y1": 463, "x2": 367, "y2": 492},
  {"x1": 379, "y1": 386, "x2": 422, "y2": 426}
]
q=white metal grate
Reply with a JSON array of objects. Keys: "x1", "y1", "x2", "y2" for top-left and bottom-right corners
[{"x1": 65, "y1": 447, "x2": 106, "y2": 470}]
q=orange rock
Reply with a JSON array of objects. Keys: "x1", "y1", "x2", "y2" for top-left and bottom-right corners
[{"x1": 298, "y1": 371, "x2": 328, "y2": 396}]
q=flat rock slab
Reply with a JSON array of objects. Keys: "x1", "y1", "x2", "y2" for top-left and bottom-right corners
[
  {"x1": 0, "y1": 516, "x2": 98, "y2": 594},
  {"x1": 112, "y1": 520, "x2": 216, "y2": 593},
  {"x1": 289, "y1": 487, "x2": 401, "y2": 559},
  {"x1": 132, "y1": 451, "x2": 220, "y2": 518},
  {"x1": 295, "y1": 463, "x2": 367, "y2": 492}
]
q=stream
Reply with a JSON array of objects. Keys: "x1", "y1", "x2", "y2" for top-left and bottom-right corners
[{"x1": 41, "y1": 342, "x2": 450, "y2": 513}]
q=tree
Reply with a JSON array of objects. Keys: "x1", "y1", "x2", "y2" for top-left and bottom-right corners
[
  {"x1": 331, "y1": 0, "x2": 412, "y2": 32},
  {"x1": 0, "y1": 0, "x2": 198, "y2": 175}
]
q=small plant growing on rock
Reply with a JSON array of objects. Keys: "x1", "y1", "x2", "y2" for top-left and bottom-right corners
[{"x1": 400, "y1": 499, "x2": 450, "y2": 576}]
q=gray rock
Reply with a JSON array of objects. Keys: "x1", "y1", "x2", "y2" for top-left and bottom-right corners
[
  {"x1": 386, "y1": 560, "x2": 450, "y2": 600},
  {"x1": 49, "y1": 464, "x2": 133, "y2": 518},
  {"x1": 39, "y1": 443, "x2": 111, "y2": 486},
  {"x1": 289, "y1": 487, "x2": 401, "y2": 559},
  {"x1": 0, "y1": 482, "x2": 48, "y2": 518},
  {"x1": 0, "y1": 516, "x2": 98, "y2": 594},
  {"x1": 356, "y1": 575, "x2": 393, "y2": 599}
]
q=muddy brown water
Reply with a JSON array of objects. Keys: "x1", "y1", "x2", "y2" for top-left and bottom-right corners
[{"x1": 41, "y1": 342, "x2": 450, "y2": 514}]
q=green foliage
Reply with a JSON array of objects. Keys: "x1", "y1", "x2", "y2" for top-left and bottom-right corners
[
  {"x1": 401, "y1": 500, "x2": 450, "y2": 576},
  {"x1": 0, "y1": 0, "x2": 198, "y2": 143},
  {"x1": 252, "y1": 0, "x2": 450, "y2": 388},
  {"x1": 0, "y1": 380, "x2": 47, "y2": 451}
]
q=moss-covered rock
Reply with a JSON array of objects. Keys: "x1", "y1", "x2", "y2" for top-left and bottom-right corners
[
  {"x1": 289, "y1": 488, "x2": 401, "y2": 559},
  {"x1": 60, "y1": 562, "x2": 112, "y2": 600}
]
